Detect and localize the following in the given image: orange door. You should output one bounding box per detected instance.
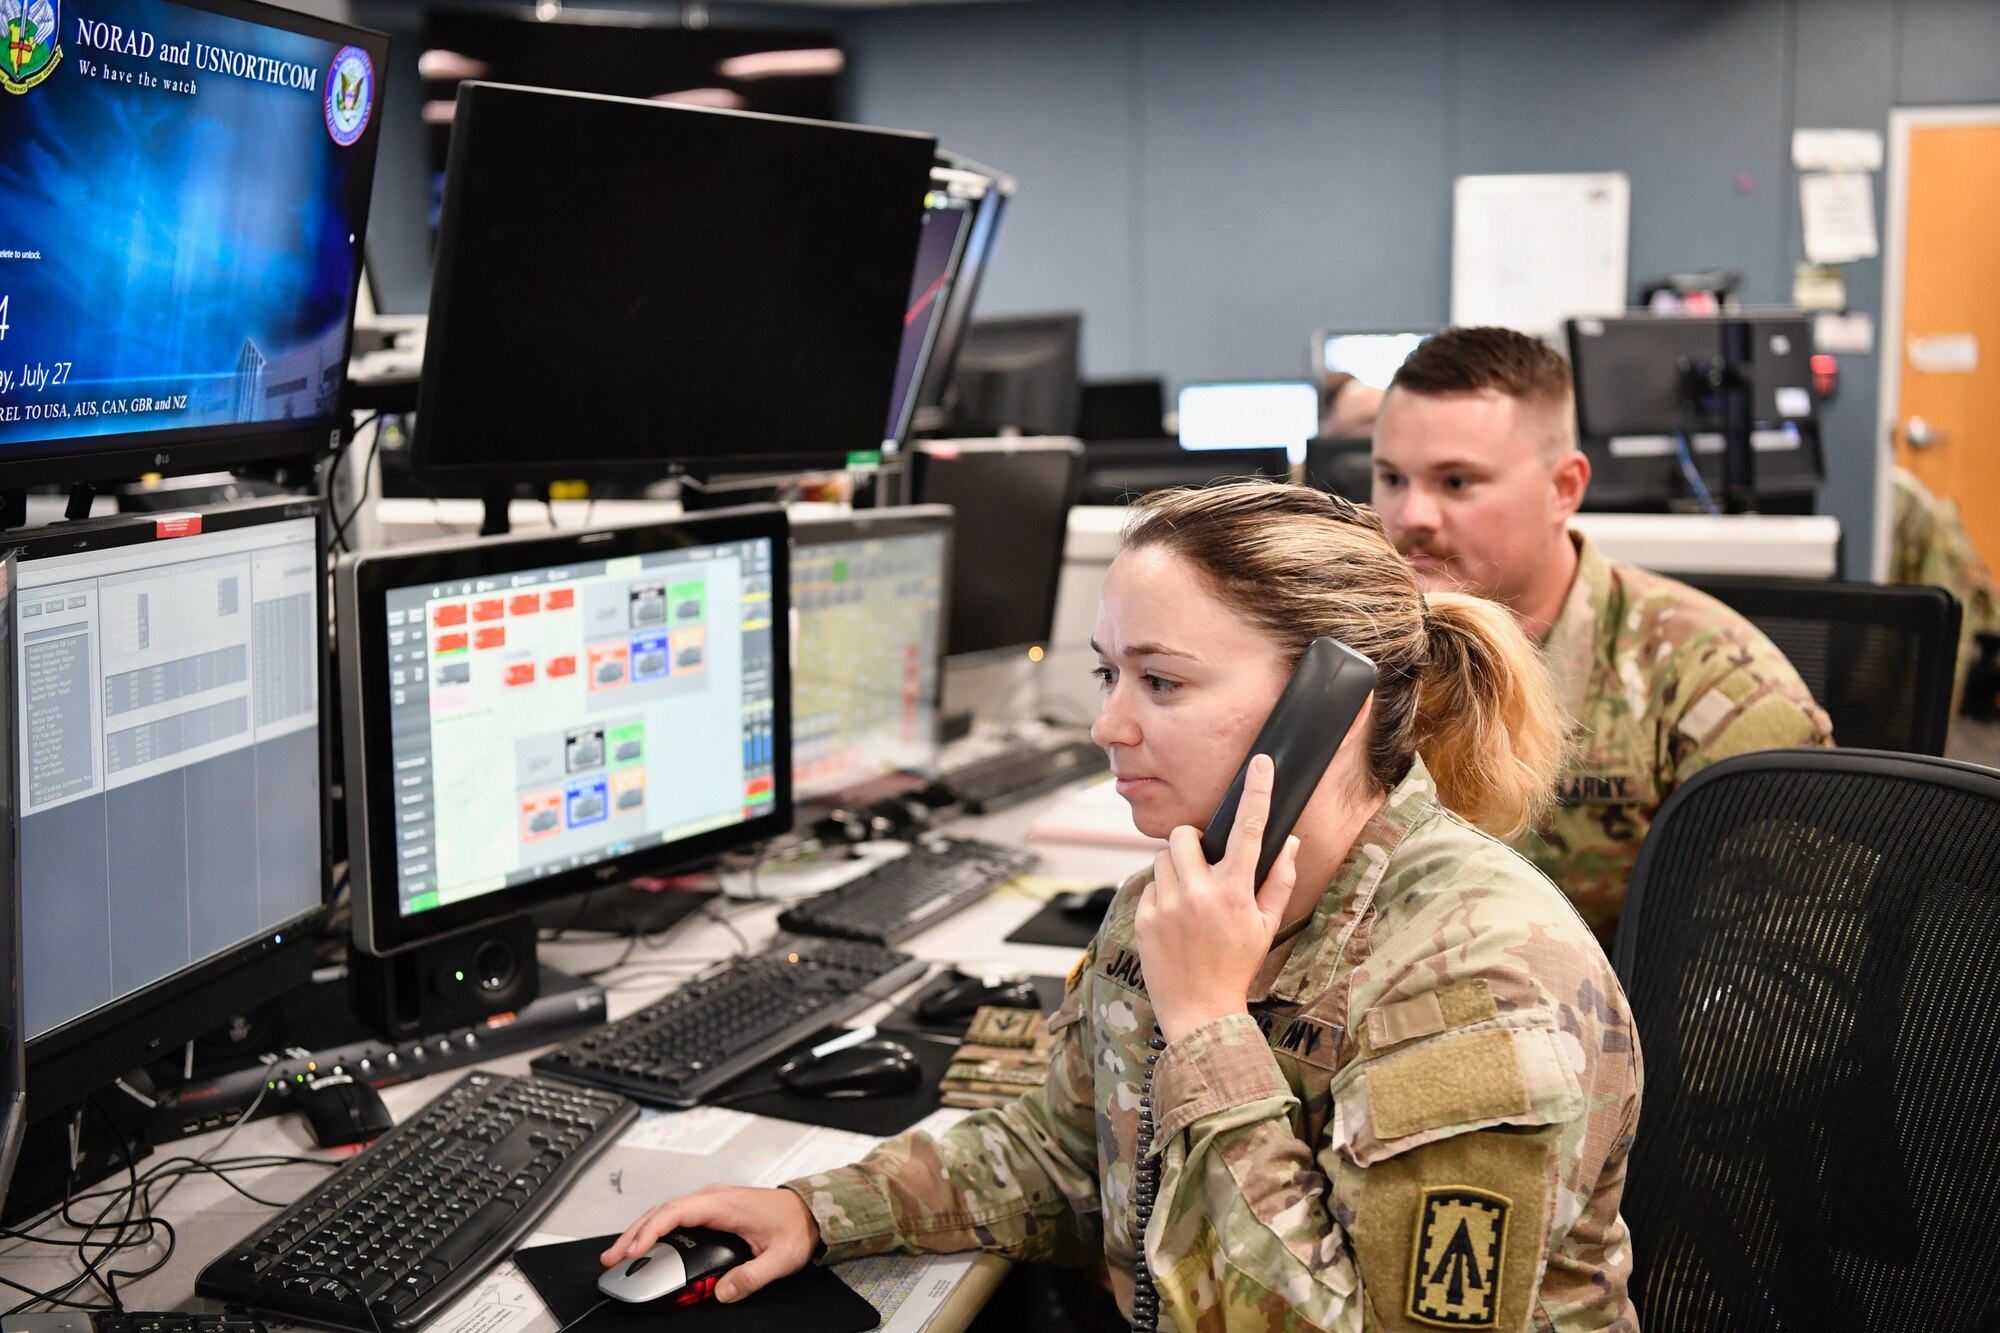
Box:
[1893,115,2000,570]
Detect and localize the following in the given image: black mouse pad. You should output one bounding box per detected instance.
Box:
[513,1234,879,1332]
[878,974,1067,1041]
[1004,897,1104,950]
[701,1026,956,1136]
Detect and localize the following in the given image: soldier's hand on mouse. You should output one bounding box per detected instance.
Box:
[1136,753,1299,1043]
[601,1184,819,1303]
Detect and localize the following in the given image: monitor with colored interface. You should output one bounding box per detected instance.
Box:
[908,438,1081,663]
[337,507,791,955]
[882,168,985,452]
[412,81,935,481]
[1311,329,1432,390]
[789,508,950,808]
[911,154,1014,429]
[14,500,327,1118]
[1177,381,1318,456]
[0,0,387,487]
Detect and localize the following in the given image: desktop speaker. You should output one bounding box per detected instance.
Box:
[349,915,541,1038]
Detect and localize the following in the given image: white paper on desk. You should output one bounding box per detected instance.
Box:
[1800,171,1878,264]
[620,1105,756,1155]
[425,1232,573,1333]
[751,1125,883,1187]
[718,840,905,901]
[1028,776,1163,851]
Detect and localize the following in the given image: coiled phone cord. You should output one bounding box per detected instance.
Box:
[1130,1027,1166,1332]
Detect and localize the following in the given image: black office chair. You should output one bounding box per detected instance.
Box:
[1683,575,1960,754]
[1611,749,2000,1333]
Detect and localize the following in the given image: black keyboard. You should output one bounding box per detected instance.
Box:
[2,1317,268,1333]
[776,836,1038,945]
[195,1071,636,1333]
[531,936,928,1107]
[937,738,1108,813]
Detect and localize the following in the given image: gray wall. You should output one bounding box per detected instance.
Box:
[842,0,2000,578]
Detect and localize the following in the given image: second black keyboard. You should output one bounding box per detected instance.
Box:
[532,935,928,1106]
[195,1071,636,1333]
[776,836,1038,946]
[936,738,1108,813]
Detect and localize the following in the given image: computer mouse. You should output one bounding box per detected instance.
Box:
[598,1227,753,1305]
[916,970,1041,1024]
[294,1076,393,1149]
[776,1039,923,1099]
[1059,885,1120,920]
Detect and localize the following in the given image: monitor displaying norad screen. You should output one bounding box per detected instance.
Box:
[1177,381,1318,456]
[337,507,791,956]
[0,554,21,1215]
[413,82,936,482]
[908,438,1081,663]
[0,0,387,487]
[14,499,327,1119]
[882,168,986,453]
[790,507,950,808]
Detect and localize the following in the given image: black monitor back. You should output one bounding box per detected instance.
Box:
[1079,441,1291,507]
[908,439,1082,661]
[1078,378,1167,441]
[945,312,1083,438]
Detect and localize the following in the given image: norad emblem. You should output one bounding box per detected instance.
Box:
[1,0,60,94]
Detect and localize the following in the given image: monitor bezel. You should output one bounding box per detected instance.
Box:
[882,167,988,456]
[412,81,934,482]
[0,0,390,491]
[10,497,331,1114]
[912,155,1015,419]
[788,504,955,811]
[0,553,20,1209]
[339,504,794,957]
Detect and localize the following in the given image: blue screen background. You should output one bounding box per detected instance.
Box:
[0,0,371,455]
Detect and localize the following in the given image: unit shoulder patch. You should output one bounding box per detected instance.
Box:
[1407,1187,1511,1328]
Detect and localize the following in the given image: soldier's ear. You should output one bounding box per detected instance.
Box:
[1549,449,1591,521]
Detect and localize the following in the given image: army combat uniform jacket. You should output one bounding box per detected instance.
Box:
[1517,533,1833,942]
[784,758,1643,1332]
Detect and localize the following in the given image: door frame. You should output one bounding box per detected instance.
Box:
[1874,105,2000,579]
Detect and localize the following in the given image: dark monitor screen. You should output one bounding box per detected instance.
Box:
[15,500,326,1112]
[882,171,981,451]
[946,312,1083,438]
[1566,314,1820,439]
[0,554,19,1211]
[913,156,1013,421]
[338,508,791,955]
[412,82,935,481]
[909,439,1081,662]
[790,508,950,807]
[0,0,386,487]
[1077,378,1167,442]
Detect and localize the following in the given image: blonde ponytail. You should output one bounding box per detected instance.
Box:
[1411,592,1568,837]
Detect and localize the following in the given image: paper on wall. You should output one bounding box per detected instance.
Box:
[1800,172,1878,264]
[1451,172,1629,340]
[1792,128,1884,172]
[1814,312,1874,355]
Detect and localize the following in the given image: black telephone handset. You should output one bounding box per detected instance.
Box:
[1199,637,1378,885]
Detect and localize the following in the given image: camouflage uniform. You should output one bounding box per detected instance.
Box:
[1889,466,2000,712]
[784,757,1642,1332]
[1518,533,1833,943]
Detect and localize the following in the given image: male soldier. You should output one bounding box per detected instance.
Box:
[1371,326,1832,942]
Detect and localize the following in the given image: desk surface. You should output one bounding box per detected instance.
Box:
[0,777,1137,1333]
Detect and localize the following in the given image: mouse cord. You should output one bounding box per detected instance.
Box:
[144,1078,275,1216]
[1130,1026,1165,1333]
[554,1297,609,1333]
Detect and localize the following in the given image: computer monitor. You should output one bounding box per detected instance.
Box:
[945,312,1084,438]
[0,554,20,1214]
[1077,442,1290,507]
[882,167,986,454]
[908,439,1082,663]
[911,155,1015,430]
[0,0,387,488]
[15,500,327,1119]
[1312,329,1432,391]
[789,507,951,809]
[1077,378,1167,442]
[1177,381,1319,458]
[337,507,791,956]
[412,82,936,484]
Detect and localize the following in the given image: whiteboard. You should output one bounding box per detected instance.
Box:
[1451,172,1630,340]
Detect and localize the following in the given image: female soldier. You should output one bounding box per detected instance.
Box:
[604,482,1642,1332]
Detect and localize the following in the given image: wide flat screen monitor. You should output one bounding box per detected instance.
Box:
[412,82,935,482]
[338,507,790,955]
[1312,329,1432,391]
[908,439,1081,663]
[911,155,1014,429]
[1177,381,1318,457]
[0,0,387,487]
[946,312,1083,438]
[882,168,984,454]
[790,508,950,808]
[15,499,327,1115]
[0,554,19,1212]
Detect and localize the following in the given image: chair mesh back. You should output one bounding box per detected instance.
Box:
[1684,577,1959,755]
[1614,751,2000,1333]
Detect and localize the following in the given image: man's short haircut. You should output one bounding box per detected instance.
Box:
[1390,327,1577,456]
